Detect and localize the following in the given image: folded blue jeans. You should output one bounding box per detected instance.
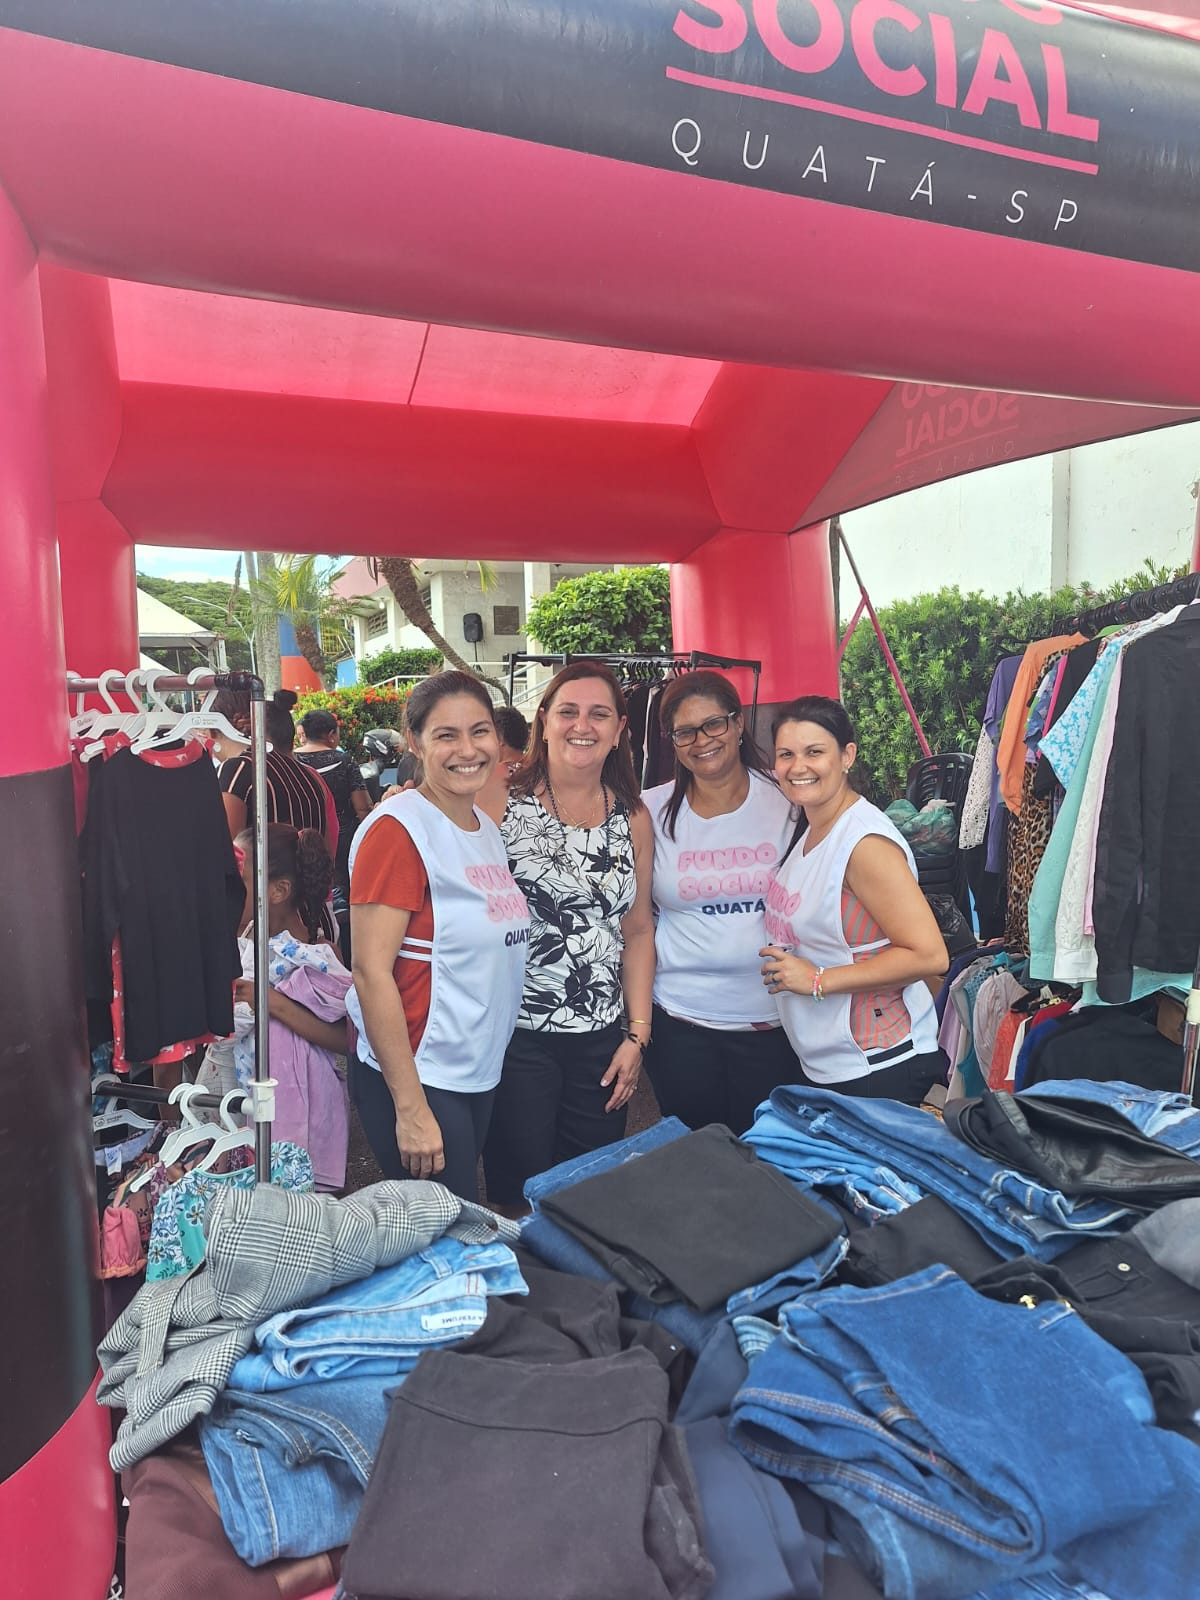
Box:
[199,1372,393,1564]
[523,1115,691,1204]
[726,1229,847,1319]
[730,1268,1172,1600]
[228,1237,526,1390]
[747,1087,1133,1258]
[742,1109,924,1222]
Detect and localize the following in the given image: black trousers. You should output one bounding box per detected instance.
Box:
[795,1048,948,1108]
[483,1021,628,1205]
[347,1053,494,1202]
[644,1004,802,1136]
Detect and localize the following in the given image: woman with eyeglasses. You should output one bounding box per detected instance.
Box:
[643,670,798,1134]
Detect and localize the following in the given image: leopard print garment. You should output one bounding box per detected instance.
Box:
[1005,762,1054,954]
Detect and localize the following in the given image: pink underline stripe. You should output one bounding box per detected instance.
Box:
[665,67,1101,176]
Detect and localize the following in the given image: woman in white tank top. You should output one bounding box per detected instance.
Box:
[347,671,529,1199]
[644,671,799,1134]
[760,697,949,1106]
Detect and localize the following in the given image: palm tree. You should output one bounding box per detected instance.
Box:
[371,557,509,700]
[253,555,355,688]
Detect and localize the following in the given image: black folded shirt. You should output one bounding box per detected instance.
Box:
[540,1123,843,1312]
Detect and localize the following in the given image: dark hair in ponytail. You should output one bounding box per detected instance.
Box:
[263,822,334,940]
[656,670,773,841]
[210,686,298,750]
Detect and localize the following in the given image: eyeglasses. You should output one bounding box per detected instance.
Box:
[670,713,735,747]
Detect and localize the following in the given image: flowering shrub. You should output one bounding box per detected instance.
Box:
[295,684,409,758]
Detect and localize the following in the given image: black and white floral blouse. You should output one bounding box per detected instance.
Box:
[502,790,637,1033]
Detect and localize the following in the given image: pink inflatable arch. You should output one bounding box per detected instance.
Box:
[1,2,1197,1588]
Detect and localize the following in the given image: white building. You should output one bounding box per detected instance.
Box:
[838,420,1200,613]
[333,557,607,680]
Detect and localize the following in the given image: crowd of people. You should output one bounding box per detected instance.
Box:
[208,667,950,1206]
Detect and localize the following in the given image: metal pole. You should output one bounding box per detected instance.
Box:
[1183,982,1200,1104]
[249,681,273,1183]
[838,526,932,758]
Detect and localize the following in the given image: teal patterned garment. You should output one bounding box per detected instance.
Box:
[146,1143,314,1281]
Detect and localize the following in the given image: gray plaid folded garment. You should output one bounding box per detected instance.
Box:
[98,1180,518,1470]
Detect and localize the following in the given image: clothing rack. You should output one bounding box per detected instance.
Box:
[66,667,274,1182]
[1027,581,1200,1103]
[93,1080,250,1115]
[1062,571,1200,638]
[508,651,762,729]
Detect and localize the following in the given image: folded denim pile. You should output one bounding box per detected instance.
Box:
[742,1080,1200,1257]
[97,1180,519,1470]
[719,1079,1200,1600]
[338,1265,714,1600]
[109,1078,1200,1600]
[730,1267,1185,1600]
[199,1237,529,1564]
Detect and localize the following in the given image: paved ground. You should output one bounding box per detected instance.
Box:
[342,1063,663,1201]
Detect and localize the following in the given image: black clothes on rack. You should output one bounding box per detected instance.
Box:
[82,747,244,1061]
[1020,1007,1184,1093]
[1093,606,1200,1001]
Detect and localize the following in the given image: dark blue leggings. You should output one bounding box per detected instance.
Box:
[348,1055,493,1202]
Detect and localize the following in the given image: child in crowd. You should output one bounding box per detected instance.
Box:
[198,824,352,1189]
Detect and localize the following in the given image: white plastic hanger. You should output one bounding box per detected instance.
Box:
[193,1089,255,1172]
[130,668,181,752]
[92,1104,159,1134]
[67,673,93,738]
[136,665,249,752]
[79,668,129,756]
[127,1085,212,1189]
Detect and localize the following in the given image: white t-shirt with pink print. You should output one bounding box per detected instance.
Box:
[648,771,794,1029]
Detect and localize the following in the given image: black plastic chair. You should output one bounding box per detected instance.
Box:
[906,752,974,816]
[905,752,975,923]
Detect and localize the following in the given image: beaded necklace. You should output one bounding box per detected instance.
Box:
[542,778,622,896]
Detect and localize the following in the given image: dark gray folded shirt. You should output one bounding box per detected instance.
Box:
[540,1124,843,1312]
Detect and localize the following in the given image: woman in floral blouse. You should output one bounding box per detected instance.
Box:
[483,663,655,1208]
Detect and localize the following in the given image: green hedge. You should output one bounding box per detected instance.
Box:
[295,684,410,759]
[358,646,443,685]
[840,560,1186,802]
[527,566,672,654]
